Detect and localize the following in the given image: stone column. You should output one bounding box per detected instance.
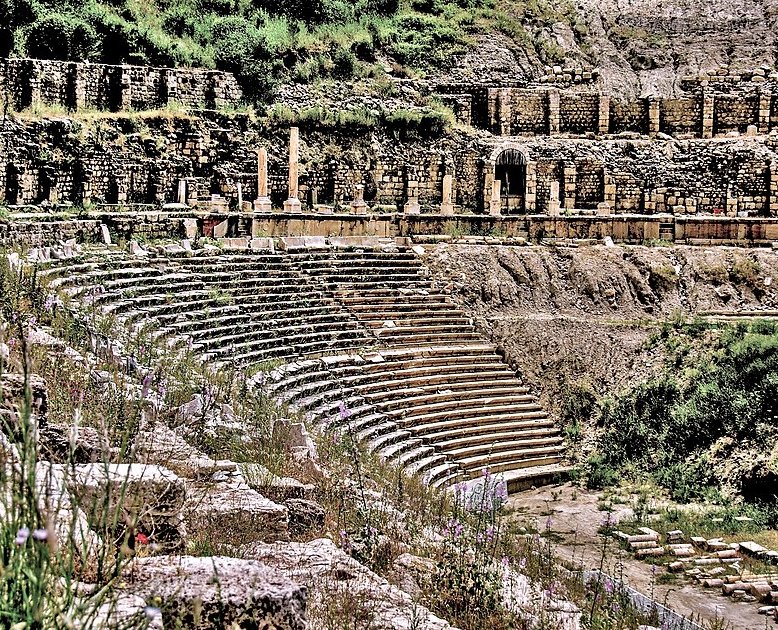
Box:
[525,161,537,213]
[352,184,367,214]
[598,95,610,135]
[177,179,187,205]
[499,89,512,136]
[648,98,660,137]
[237,182,244,211]
[548,181,561,216]
[71,63,87,111]
[759,89,771,135]
[702,91,714,139]
[563,164,576,210]
[254,148,272,212]
[487,88,500,133]
[726,184,738,217]
[441,174,454,215]
[283,127,302,213]
[120,66,132,111]
[489,180,502,216]
[604,173,617,209]
[548,89,561,135]
[769,161,778,216]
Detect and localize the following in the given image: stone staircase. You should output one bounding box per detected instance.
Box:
[39,243,569,491]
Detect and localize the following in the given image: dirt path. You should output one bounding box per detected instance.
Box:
[508,484,772,630]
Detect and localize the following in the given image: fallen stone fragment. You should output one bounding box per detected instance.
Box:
[68,463,187,550]
[126,555,307,629]
[185,479,289,543]
[244,538,452,630]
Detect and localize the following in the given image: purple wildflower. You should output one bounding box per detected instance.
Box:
[14,527,30,545]
[32,528,48,542]
[141,373,153,398]
[338,401,351,421]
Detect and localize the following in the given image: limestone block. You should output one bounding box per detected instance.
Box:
[68,463,187,550]
[182,218,199,239]
[99,224,111,245]
[213,219,228,238]
[404,197,421,215]
[284,498,325,536]
[127,555,306,629]
[278,236,328,251]
[185,480,289,543]
[245,538,451,630]
[33,463,102,568]
[250,237,274,251]
[272,419,318,460]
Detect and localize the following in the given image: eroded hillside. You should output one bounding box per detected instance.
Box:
[426,243,778,407]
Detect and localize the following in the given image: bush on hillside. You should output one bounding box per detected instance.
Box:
[24,14,98,61]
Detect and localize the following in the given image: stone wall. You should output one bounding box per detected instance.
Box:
[458,86,777,139]
[0,59,242,112]
[2,115,778,219]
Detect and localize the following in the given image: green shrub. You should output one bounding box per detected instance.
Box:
[24,14,98,61]
[585,454,620,490]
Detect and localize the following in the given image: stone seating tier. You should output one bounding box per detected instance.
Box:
[42,247,569,489]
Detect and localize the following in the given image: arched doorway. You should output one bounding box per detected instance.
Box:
[494,147,527,214]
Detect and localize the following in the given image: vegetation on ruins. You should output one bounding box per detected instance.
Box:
[584,318,778,525]
[0,0,575,101]
[0,241,716,629]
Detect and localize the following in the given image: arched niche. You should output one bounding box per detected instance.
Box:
[483,145,530,214]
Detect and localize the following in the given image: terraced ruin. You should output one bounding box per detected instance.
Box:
[5,1,778,627]
[39,240,568,492]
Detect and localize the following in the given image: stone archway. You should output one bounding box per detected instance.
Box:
[483,144,532,214]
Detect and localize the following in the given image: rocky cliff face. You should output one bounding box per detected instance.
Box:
[460,0,778,98]
[426,243,778,407]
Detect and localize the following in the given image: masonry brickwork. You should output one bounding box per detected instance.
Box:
[0,59,242,112]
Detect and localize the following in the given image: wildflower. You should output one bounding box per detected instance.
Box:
[141,373,153,399]
[31,528,48,542]
[518,557,527,571]
[136,533,149,545]
[611,602,621,613]
[485,525,495,542]
[338,401,351,421]
[501,556,510,568]
[339,529,352,552]
[604,577,614,594]
[481,467,490,477]
[14,527,30,545]
[545,516,553,530]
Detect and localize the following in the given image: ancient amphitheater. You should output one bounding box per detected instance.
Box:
[3,25,778,627]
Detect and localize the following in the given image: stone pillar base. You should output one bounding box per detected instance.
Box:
[597,202,612,216]
[548,200,561,217]
[283,197,302,213]
[489,200,502,216]
[253,197,272,212]
[404,198,421,215]
[352,201,367,215]
[440,203,454,216]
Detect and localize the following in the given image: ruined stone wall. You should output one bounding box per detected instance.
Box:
[660,98,701,135]
[715,94,760,134]
[560,93,599,135]
[610,100,648,134]
[2,115,778,219]
[462,86,775,138]
[511,91,547,135]
[0,59,242,112]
